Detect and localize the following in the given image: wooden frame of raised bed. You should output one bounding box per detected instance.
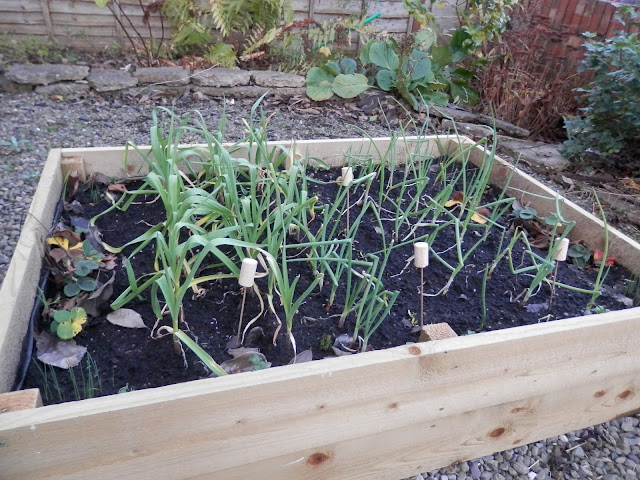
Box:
[1,136,640,480]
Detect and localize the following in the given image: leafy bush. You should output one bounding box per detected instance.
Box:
[562,7,640,160]
[306,29,478,109]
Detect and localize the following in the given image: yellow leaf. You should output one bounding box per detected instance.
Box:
[444,199,461,207]
[318,46,331,57]
[47,237,69,250]
[470,212,488,224]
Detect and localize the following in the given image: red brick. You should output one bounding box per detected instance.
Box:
[588,2,607,33]
[577,0,596,31]
[598,5,616,36]
[562,0,579,30]
[552,0,572,28]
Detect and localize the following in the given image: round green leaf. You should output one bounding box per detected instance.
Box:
[369,42,399,70]
[64,282,81,297]
[411,58,433,82]
[56,321,76,340]
[77,276,97,292]
[376,70,397,91]
[339,58,357,75]
[331,74,369,99]
[306,67,335,101]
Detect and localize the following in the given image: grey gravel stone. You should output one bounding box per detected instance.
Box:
[191,67,250,87]
[88,69,138,92]
[5,64,89,85]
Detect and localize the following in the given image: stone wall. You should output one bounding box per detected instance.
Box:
[0,64,306,98]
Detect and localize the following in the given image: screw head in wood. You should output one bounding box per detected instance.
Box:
[414,242,429,268]
[238,258,258,287]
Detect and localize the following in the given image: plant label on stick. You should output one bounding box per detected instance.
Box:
[414,242,429,327]
[549,238,570,310]
[341,166,354,187]
[239,258,258,288]
[553,237,570,262]
[237,258,258,345]
[414,242,429,268]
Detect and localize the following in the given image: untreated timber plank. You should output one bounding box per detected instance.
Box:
[1,308,639,479]
[0,148,63,393]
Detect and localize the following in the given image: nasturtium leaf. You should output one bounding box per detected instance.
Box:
[331,73,369,98]
[94,0,110,7]
[369,42,399,70]
[376,69,397,91]
[306,67,335,101]
[107,309,147,329]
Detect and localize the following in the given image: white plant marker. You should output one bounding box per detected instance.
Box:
[549,238,570,310]
[414,242,429,327]
[342,166,354,234]
[237,258,258,344]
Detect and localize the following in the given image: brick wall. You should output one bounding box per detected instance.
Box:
[526,0,639,60]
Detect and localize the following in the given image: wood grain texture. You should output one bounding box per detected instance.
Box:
[419,323,458,341]
[1,309,639,479]
[0,389,42,413]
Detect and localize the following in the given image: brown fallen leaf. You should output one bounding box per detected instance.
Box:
[444,191,465,208]
[107,183,128,193]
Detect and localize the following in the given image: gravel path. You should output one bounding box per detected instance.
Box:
[1,90,639,480]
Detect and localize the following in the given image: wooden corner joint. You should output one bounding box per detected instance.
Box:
[419,322,458,342]
[60,155,87,182]
[0,389,43,414]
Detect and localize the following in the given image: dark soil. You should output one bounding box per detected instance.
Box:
[23,162,634,405]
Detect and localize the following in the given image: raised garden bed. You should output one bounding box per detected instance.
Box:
[1,133,640,480]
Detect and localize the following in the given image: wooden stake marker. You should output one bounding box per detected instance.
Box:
[342,167,354,234]
[414,242,429,327]
[419,322,459,342]
[237,258,258,344]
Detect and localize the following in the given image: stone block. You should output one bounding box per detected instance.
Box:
[88,69,138,92]
[191,68,250,87]
[134,66,191,86]
[250,70,305,88]
[35,82,90,96]
[195,85,269,98]
[5,64,89,85]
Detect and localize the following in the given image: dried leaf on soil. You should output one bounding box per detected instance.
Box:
[35,330,87,369]
[289,349,313,364]
[220,352,271,374]
[106,308,147,329]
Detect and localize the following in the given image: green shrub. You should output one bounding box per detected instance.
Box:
[561,7,640,160]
